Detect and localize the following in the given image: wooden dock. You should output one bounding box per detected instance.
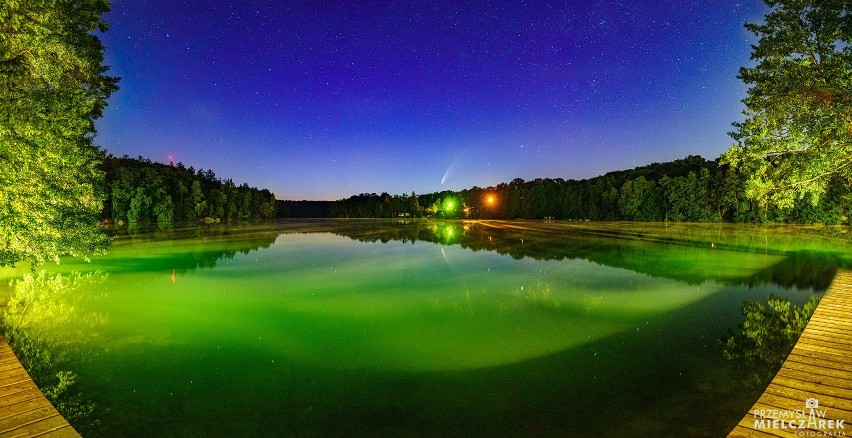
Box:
[729,269,852,437]
[0,336,79,437]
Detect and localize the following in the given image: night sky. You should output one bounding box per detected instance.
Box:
[97,1,768,200]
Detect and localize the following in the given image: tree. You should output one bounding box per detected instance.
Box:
[110,168,134,224]
[723,1,852,209]
[189,180,206,221]
[407,192,421,217]
[152,187,174,227]
[127,187,151,224]
[0,1,119,266]
[619,177,661,221]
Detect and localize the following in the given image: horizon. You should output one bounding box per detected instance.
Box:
[95,1,768,201]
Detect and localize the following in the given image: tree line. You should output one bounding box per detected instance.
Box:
[3,0,849,267]
[102,156,276,228]
[279,155,851,224]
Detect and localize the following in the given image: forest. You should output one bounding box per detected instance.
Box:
[101,156,277,228]
[280,155,851,224]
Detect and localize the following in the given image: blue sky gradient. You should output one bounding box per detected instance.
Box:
[97,0,767,200]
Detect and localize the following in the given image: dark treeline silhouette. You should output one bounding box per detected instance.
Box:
[278,155,851,224]
[101,155,277,228]
[278,200,335,218]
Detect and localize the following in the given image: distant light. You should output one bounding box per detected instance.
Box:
[487,195,495,204]
[446,201,454,211]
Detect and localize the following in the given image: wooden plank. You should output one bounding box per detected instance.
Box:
[772,371,852,396]
[0,394,46,420]
[0,381,40,402]
[750,391,852,418]
[0,397,54,422]
[0,361,27,373]
[809,310,852,321]
[792,342,852,359]
[805,316,852,328]
[29,424,81,438]
[729,424,801,438]
[812,303,852,312]
[14,418,80,438]
[813,303,851,312]
[0,372,32,388]
[782,355,849,378]
[799,323,852,339]
[0,336,80,437]
[799,327,852,341]
[786,347,852,367]
[776,364,852,386]
[729,270,852,437]
[0,406,61,433]
[817,308,852,316]
[0,354,19,363]
[795,334,852,353]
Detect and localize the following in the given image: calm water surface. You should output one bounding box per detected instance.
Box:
[2,220,850,436]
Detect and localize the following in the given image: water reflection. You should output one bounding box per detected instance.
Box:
[743,252,844,290]
[21,219,843,293]
[57,222,282,277]
[1,270,109,435]
[721,294,820,386]
[2,220,847,436]
[283,219,852,291]
[99,219,850,292]
[0,224,282,434]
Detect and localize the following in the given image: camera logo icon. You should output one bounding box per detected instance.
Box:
[805,398,819,409]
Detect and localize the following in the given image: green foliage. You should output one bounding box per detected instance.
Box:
[280,154,852,223]
[325,191,425,218]
[619,177,661,221]
[101,156,276,226]
[0,0,118,267]
[721,293,820,385]
[189,179,206,221]
[724,0,852,209]
[660,169,719,222]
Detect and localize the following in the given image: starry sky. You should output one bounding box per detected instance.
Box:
[96,0,768,200]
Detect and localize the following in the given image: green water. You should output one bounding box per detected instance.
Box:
[2,220,850,436]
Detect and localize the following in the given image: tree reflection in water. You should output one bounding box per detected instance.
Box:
[720,294,820,387]
[2,270,109,435]
[293,219,851,290]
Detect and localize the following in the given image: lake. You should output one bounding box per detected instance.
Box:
[2,220,850,436]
